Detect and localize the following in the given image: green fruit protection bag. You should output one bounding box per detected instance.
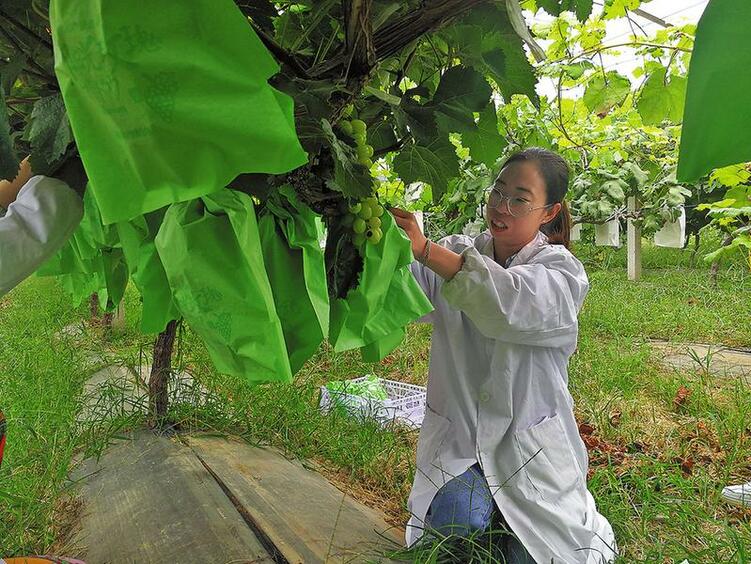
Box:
[50,0,308,225]
[155,189,292,383]
[258,185,329,374]
[328,212,433,358]
[38,189,127,309]
[117,210,180,334]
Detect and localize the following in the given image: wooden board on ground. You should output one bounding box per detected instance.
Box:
[187,435,404,563]
[649,340,751,380]
[64,430,274,563]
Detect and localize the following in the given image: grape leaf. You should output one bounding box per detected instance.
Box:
[0,84,19,181]
[637,68,687,126]
[462,103,507,167]
[26,94,73,175]
[457,5,539,105]
[583,71,631,114]
[392,139,459,202]
[320,119,373,199]
[432,66,492,134]
[536,0,594,22]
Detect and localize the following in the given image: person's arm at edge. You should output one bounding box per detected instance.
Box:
[0,157,33,209]
[390,207,464,280]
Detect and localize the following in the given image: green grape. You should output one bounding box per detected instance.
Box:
[354,133,367,146]
[368,216,381,229]
[348,202,362,214]
[356,145,371,161]
[352,232,366,246]
[372,204,384,218]
[358,204,373,220]
[353,218,367,234]
[342,213,355,227]
[361,158,373,168]
[364,197,378,208]
[366,227,383,244]
[340,120,353,136]
[351,119,367,136]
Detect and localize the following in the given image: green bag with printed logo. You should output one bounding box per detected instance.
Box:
[38,188,127,309]
[50,0,308,225]
[117,209,180,333]
[155,189,292,382]
[258,185,329,374]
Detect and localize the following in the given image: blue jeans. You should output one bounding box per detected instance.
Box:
[425,463,535,563]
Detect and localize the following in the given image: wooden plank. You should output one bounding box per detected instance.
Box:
[65,430,273,564]
[187,435,404,564]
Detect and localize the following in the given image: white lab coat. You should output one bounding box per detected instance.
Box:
[0,176,83,297]
[406,230,617,564]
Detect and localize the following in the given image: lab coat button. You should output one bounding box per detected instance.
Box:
[479,391,491,403]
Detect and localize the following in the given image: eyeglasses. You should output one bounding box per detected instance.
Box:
[484,186,553,218]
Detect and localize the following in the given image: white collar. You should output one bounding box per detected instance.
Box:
[479,230,548,267]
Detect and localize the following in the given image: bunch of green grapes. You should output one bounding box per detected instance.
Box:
[339,112,374,169]
[343,197,385,245]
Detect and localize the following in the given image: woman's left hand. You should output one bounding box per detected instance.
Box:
[390,207,428,258]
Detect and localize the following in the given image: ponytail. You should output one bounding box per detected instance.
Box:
[542,200,572,249]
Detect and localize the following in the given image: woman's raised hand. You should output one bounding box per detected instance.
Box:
[390,207,428,258]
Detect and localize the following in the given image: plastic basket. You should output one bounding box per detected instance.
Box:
[319,376,427,429]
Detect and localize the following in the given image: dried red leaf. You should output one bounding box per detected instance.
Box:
[673,385,692,409]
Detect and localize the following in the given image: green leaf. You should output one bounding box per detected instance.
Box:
[536,0,594,21]
[602,0,641,19]
[460,5,539,105]
[364,86,401,106]
[367,118,398,153]
[583,71,631,114]
[26,94,72,175]
[320,119,373,199]
[602,179,626,202]
[392,139,460,202]
[0,84,19,181]
[0,53,26,94]
[710,164,750,187]
[563,61,594,80]
[432,66,493,134]
[621,162,649,188]
[637,68,687,125]
[462,103,507,167]
[397,98,438,143]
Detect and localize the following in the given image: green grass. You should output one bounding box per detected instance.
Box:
[1,234,750,562]
[0,279,89,554]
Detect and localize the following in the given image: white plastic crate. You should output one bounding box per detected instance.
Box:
[319,376,427,429]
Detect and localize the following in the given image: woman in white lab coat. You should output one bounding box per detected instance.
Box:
[392,148,616,563]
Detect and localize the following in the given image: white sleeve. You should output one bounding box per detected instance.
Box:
[440,246,589,347]
[409,260,438,323]
[0,175,83,297]
[408,235,472,324]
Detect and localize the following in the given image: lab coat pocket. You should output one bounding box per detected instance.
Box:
[415,404,451,466]
[513,414,584,502]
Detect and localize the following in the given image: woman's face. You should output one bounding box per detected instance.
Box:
[485,160,561,250]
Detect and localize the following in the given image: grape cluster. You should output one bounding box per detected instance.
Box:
[339,113,374,169]
[343,197,385,245]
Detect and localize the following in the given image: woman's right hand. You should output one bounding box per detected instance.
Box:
[390,207,428,258]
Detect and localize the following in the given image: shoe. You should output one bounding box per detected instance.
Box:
[721,481,751,508]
